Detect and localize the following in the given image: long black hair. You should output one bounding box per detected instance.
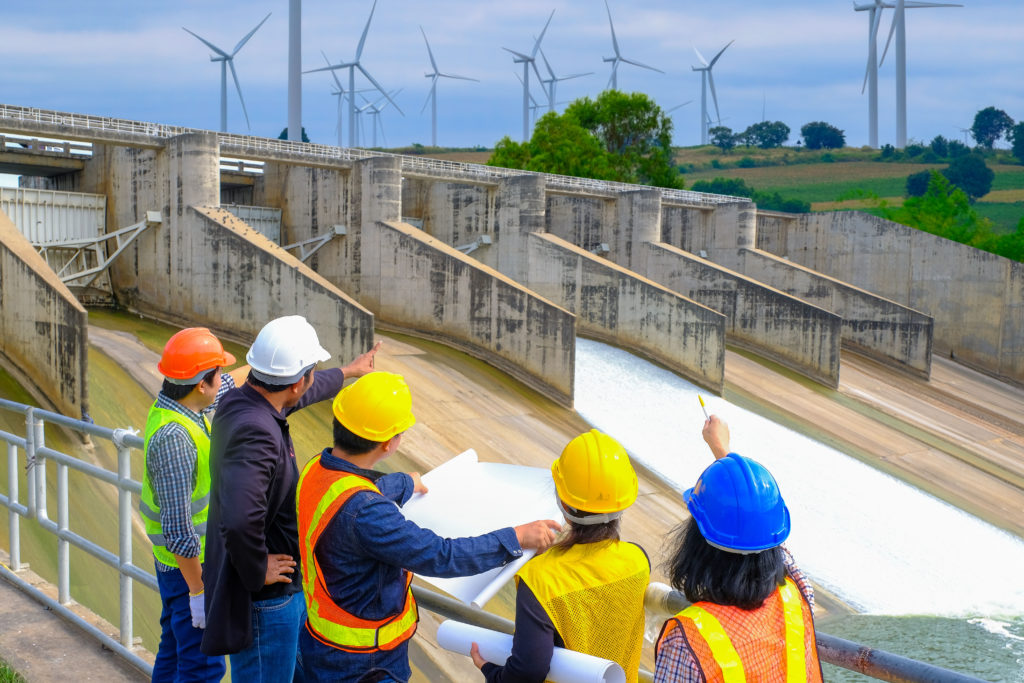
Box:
[664,520,785,610]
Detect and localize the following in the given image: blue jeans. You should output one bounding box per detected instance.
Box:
[300,625,411,683]
[152,563,225,683]
[229,591,307,683]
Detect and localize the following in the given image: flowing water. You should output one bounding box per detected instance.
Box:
[574,339,1024,681]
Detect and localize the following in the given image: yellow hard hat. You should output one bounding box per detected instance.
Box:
[551,429,638,516]
[332,372,416,442]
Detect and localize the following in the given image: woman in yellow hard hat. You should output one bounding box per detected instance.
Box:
[471,429,650,683]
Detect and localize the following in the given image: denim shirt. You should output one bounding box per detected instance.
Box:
[314,449,523,622]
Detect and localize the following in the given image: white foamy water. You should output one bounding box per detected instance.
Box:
[575,339,1024,617]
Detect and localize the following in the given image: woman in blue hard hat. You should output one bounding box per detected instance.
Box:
[654,415,823,682]
[470,429,651,683]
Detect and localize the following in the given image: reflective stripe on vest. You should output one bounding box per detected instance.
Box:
[660,577,821,683]
[296,454,419,653]
[140,402,212,568]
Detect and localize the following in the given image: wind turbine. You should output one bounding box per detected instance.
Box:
[362,89,402,148]
[305,0,403,148]
[538,47,592,113]
[602,0,663,91]
[878,0,961,148]
[503,9,555,142]
[691,41,733,145]
[854,0,887,148]
[183,12,271,132]
[421,26,478,148]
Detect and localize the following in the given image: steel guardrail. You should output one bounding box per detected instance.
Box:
[0,397,984,681]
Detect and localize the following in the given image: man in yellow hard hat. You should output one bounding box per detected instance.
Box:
[296,371,562,682]
[142,327,249,682]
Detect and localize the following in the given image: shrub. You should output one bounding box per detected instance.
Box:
[801,121,845,150]
[942,153,994,201]
[904,144,926,158]
[906,170,932,197]
[929,135,949,159]
[820,152,835,163]
[737,157,756,168]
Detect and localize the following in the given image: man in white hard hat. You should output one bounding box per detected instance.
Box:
[200,315,379,682]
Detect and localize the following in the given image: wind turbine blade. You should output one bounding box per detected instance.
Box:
[620,57,664,74]
[904,1,962,6]
[304,62,349,74]
[438,72,479,82]
[421,77,437,114]
[557,72,593,82]
[420,26,439,73]
[356,0,378,61]
[321,51,346,91]
[357,64,404,116]
[862,7,882,94]
[232,11,271,56]
[183,28,229,59]
[708,72,721,124]
[708,40,734,68]
[879,0,902,67]
[540,47,556,80]
[692,46,709,67]
[607,62,618,90]
[604,0,620,56]
[502,47,532,61]
[227,59,251,130]
[531,9,555,58]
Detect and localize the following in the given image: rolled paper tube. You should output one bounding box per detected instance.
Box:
[436,619,626,683]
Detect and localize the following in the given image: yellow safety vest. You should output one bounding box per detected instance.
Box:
[140,403,212,568]
[296,454,419,652]
[656,577,824,682]
[516,539,650,683]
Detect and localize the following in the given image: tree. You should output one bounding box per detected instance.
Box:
[709,126,735,152]
[929,135,949,159]
[970,107,1014,149]
[691,177,754,198]
[1011,121,1024,164]
[489,91,683,189]
[906,170,932,197]
[882,172,994,246]
[564,91,681,188]
[801,122,845,150]
[740,121,790,149]
[278,127,310,143]
[942,153,994,202]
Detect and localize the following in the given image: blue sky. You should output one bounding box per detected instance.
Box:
[1,1,1022,151]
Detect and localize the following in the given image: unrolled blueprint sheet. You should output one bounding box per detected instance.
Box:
[400,449,562,607]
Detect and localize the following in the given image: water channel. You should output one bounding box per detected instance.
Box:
[574,338,1024,681]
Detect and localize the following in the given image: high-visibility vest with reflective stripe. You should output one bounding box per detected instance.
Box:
[140,403,212,568]
[516,540,649,683]
[656,577,823,683]
[296,454,419,652]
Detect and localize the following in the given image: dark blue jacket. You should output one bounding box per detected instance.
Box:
[201,368,344,655]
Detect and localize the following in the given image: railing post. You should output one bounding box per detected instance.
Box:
[24,409,37,519]
[7,442,21,570]
[57,460,70,604]
[114,429,135,650]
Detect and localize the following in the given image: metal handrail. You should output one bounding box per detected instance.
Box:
[0,103,746,207]
[0,398,984,681]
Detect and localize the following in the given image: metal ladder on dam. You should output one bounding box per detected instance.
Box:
[0,397,984,682]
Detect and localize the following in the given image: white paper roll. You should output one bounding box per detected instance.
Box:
[436,620,626,683]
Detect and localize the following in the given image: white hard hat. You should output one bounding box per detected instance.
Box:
[246,315,331,385]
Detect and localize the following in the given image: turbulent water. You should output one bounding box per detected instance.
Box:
[574,339,1024,681]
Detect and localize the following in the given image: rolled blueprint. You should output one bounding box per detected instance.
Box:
[436,620,626,683]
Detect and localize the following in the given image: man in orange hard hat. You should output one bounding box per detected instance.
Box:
[141,327,249,683]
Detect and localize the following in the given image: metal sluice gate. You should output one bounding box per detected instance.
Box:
[0,398,985,682]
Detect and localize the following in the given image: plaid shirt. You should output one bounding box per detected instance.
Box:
[654,547,813,682]
[147,374,235,572]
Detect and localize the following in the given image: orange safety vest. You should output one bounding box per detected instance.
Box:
[296,454,419,652]
[656,578,823,683]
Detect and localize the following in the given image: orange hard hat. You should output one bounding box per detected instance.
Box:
[157,328,236,384]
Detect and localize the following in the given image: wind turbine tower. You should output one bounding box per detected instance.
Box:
[306,0,402,148]
[602,0,663,91]
[879,0,961,148]
[421,27,478,148]
[503,10,555,142]
[183,12,271,132]
[691,41,733,145]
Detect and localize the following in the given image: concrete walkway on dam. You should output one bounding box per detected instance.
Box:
[3,323,1022,681]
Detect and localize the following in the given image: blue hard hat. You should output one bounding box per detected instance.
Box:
[682,453,791,553]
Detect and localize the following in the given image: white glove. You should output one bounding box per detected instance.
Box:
[189,592,206,629]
